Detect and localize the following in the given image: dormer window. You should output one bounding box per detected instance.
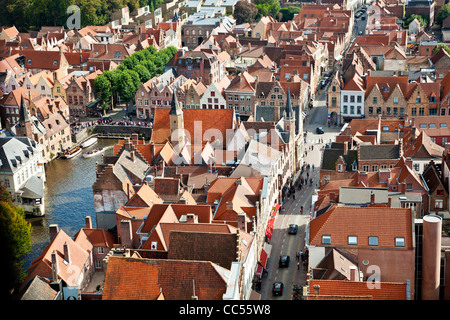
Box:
[395,237,405,247]
[322,235,331,244]
[28,59,31,64]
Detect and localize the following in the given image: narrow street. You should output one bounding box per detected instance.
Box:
[259,87,340,300]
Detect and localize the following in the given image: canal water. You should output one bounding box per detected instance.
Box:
[24,138,118,270]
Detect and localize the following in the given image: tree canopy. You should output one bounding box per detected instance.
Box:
[95,46,177,107]
[233,0,258,24]
[0,0,165,31]
[436,3,450,25]
[0,186,32,299]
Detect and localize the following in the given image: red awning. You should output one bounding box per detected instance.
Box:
[274,204,281,211]
[265,217,275,241]
[256,264,263,277]
[258,248,268,268]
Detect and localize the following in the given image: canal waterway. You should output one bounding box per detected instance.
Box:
[24,138,118,270]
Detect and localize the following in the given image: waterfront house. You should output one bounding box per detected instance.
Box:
[92,137,150,231]
[0,125,45,215]
[22,224,93,298]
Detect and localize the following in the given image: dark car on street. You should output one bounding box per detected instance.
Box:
[316,127,324,134]
[279,255,290,267]
[288,224,298,234]
[272,282,284,296]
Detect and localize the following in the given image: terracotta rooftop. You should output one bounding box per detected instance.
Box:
[102,257,229,300]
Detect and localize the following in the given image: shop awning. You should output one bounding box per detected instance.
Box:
[265,217,275,241]
[258,248,268,268]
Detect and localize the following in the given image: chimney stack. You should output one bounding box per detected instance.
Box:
[237,212,247,232]
[130,150,135,162]
[85,216,93,229]
[51,250,59,281]
[349,266,357,281]
[131,133,139,144]
[120,220,133,248]
[63,242,70,264]
[49,224,59,241]
[405,157,413,169]
[421,215,442,300]
[370,192,375,205]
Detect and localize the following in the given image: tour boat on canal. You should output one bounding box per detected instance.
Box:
[62,147,82,159]
[81,137,98,148]
[82,147,104,158]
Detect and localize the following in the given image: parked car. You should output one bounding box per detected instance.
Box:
[279,255,290,267]
[272,282,284,296]
[288,224,298,234]
[316,127,324,134]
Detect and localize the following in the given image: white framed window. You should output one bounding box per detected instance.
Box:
[395,237,405,247]
[322,235,331,244]
[368,236,378,246]
[348,236,358,245]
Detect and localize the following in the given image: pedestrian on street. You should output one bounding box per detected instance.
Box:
[297,262,300,270]
[300,251,303,262]
[296,252,300,261]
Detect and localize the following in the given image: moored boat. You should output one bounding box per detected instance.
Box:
[82,147,104,158]
[81,137,98,148]
[62,147,82,159]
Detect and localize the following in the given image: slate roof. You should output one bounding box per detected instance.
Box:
[358,144,400,161]
[20,276,58,300]
[321,142,357,171]
[0,136,39,174]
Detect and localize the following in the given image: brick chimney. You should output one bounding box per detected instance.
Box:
[349,266,357,281]
[226,201,234,210]
[49,224,59,241]
[131,133,139,145]
[51,250,59,281]
[130,150,135,162]
[63,242,70,264]
[370,192,375,205]
[405,157,413,169]
[120,220,133,248]
[237,212,247,232]
[85,216,92,229]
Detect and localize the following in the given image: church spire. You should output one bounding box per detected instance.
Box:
[19,94,31,123]
[285,88,293,119]
[169,88,182,115]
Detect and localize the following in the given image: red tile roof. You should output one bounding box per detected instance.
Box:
[151,108,235,145]
[102,257,228,300]
[309,205,413,248]
[308,279,408,300]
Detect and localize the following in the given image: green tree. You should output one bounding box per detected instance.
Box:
[404,14,428,29]
[133,64,152,82]
[432,43,450,55]
[234,0,258,24]
[436,3,450,25]
[0,192,32,299]
[94,74,113,111]
[278,6,301,22]
[115,71,136,105]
